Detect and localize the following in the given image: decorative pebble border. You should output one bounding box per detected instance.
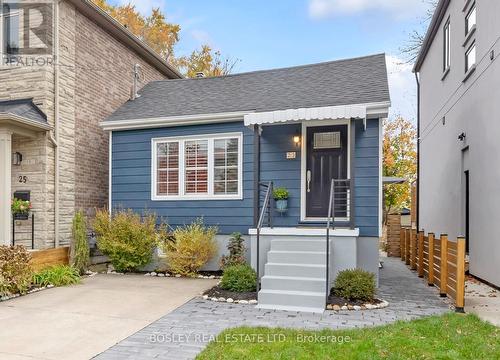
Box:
[326,299,389,311]
[142,271,222,280]
[201,294,258,305]
[200,295,389,310]
[0,285,54,303]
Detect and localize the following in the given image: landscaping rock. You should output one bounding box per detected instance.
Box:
[239,300,249,304]
[175,274,181,278]
[211,297,218,302]
[353,306,361,311]
[158,273,165,277]
[202,295,209,300]
[144,273,151,276]
[198,275,204,279]
[151,272,157,276]
[218,297,226,302]
[333,305,341,311]
[166,273,171,277]
[249,300,258,305]
[326,304,333,310]
[209,275,215,279]
[226,298,234,303]
[341,305,348,310]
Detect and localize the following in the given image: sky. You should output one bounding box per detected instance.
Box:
[110,0,434,122]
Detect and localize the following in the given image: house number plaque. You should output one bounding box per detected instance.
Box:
[18,176,28,183]
[286,152,297,160]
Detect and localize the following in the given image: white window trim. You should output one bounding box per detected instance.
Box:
[151,132,243,201]
[443,18,451,74]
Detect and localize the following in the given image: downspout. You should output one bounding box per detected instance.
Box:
[415,72,420,232]
[53,0,60,248]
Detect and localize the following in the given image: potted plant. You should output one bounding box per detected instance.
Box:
[273,187,289,213]
[11,198,32,220]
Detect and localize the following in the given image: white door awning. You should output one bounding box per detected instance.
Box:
[244,105,367,127]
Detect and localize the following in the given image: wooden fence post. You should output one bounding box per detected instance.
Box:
[428,233,435,286]
[418,231,425,278]
[440,234,448,297]
[410,229,417,270]
[405,229,411,265]
[400,228,405,261]
[456,237,466,313]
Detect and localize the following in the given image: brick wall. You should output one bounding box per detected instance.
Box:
[73,9,166,215]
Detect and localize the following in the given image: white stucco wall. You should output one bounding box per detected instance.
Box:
[418,1,500,286]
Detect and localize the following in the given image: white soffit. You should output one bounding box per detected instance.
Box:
[244,105,367,126]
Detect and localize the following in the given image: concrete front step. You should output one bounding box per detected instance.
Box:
[261,275,326,293]
[271,239,327,252]
[267,250,327,264]
[257,289,325,313]
[264,263,326,278]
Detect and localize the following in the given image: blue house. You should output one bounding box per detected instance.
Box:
[102,54,390,313]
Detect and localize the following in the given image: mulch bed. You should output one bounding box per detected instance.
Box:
[327,294,382,307]
[203,285,257,301]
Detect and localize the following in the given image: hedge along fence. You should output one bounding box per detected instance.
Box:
[400,228,466,312]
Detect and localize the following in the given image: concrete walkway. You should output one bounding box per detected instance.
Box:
[466,277,500,326]
[96,258,451,360]
[0,274,217,360]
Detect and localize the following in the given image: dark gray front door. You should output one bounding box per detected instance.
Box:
[306,125,348,218]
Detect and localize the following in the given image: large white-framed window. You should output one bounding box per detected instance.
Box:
[152,132,243,200]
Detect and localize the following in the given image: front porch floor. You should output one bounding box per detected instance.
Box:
[95,257,451,360]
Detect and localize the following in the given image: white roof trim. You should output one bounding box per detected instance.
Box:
[244,102,390,127]
[0,113,52,131]
[100,111,250,131]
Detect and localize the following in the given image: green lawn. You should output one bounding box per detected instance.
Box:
[196,314,499,360]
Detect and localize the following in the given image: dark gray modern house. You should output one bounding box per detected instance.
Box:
[101,54,391,312]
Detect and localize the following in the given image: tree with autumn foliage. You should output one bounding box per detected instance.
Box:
[92,0,237,77]
[383,117,417,222]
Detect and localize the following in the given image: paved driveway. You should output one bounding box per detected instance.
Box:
[0,274,217,360]
[96,257,451,360]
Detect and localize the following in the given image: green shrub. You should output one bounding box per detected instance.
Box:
[220,232,246,269]
[272,187,289,200]
[333,268,376,302]
[94,209,162,272]
[161,218,218,277]
[33,265,80,287]
[220,264,257,292]
[0,245,33,296]
[70,211,90,275]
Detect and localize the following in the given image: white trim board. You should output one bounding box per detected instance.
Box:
[248,227,359,237]
[151,132,243,201]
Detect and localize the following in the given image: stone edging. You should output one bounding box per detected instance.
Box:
[0,285,54,302]
[142,272,222,279]
[201,295,258,305]
[326,299,389,311]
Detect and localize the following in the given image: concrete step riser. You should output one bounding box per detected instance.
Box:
[271,240,327,252]
[261,277,326,293]
[265,264,326,278]
[258,291,325,309]
[267,251,326,264]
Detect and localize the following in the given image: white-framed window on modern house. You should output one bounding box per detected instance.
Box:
[465,4,476,36]
[156,141,179,196]
[465,42,476,73]
[152,133,242,200]
[443,19,451,73]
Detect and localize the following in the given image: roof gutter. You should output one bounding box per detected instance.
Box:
[67,0,183,79]
[413,0,450,73]
[100,111,251,131]
[0,113,53,131]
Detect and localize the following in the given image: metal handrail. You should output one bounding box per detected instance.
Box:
[256,181,273,291]
[325,179,335,304]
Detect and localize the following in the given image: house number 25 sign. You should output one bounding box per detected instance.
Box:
[18,176,28,183]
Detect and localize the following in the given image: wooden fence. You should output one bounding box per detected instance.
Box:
[386,214,402,257]
[30,247,70,271]
[400,228,466,312]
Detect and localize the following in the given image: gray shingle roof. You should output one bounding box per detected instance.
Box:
[106,53,390,122]
[0,98,48,124]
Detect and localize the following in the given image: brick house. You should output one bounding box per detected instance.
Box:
[0,0,181,248]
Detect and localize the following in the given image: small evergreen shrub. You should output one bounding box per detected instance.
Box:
[94,209,162,272]
[333,269,376,302]
[33,265,80,287]
[220,264,257,292]
[161,219,218,277]
[0,245,33,296]
[220,232,246,269]
[70,211,90,275]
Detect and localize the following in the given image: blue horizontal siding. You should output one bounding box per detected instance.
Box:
[111,122,254,234]
[354,120,380,237]
[111,119,381,237]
